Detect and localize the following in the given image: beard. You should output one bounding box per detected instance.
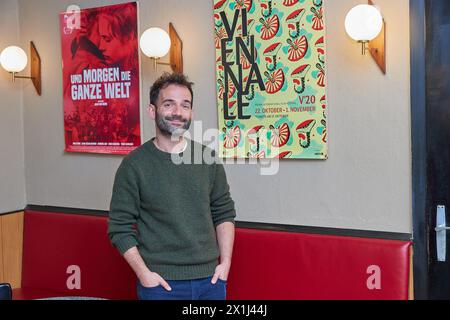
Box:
[155,111,191,138]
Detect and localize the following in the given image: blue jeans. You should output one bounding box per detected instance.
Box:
[137,276,227,300]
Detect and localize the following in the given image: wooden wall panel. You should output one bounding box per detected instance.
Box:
[409,246,414,300]
[1,212,24,288]
[0,217,3,283]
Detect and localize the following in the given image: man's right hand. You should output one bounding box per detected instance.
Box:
[139,271,172,291]
[123,247,172,292]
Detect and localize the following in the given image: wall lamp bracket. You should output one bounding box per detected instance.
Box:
[140,23,183,74]
[345,1,386,74]
[0,41,41,95]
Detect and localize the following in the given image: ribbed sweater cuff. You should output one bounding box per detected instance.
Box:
[115,236,139,255]
[213,215,236,228]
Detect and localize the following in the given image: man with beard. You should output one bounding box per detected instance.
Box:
[108,73,236,300]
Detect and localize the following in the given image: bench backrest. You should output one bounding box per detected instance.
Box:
[22,210,137,299]
[227,228,412,300]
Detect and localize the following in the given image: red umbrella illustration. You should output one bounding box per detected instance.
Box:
[287,35,308,62]
[283,0,299,7]
[276,151,292,159]
[238,40,258,69]
[223,125,241,149]
[320,95,326,109]
[218,78,236,100]
[248,125,265,152]
[269,122,290,148]
[247,150,266,159]
[316,63,325,87]
[217,56,223,67]
[263,42,282,71]
[260,0,273,18]
[286,8,305,39]
[227,101,238,117]
[234,0,253,12]
[296,119,316,149]
[264,69,285,94]
[311,6,324,31]
[217,57,226,79]
[315,36,325,63]
[259,14,280,40]
[214,13,223,28]
[214,0,229,10]
[291,64,310,94]
[215,27,228,49]
[315,36,324,48]
[240,53,252,70]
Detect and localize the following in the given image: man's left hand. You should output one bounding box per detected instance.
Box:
[211,261,231,284]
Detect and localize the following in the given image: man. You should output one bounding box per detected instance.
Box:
[108,73,236,300]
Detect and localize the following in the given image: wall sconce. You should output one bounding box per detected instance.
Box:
[0,41,41,95]
[139,23,183,74]
[345,1,386,74]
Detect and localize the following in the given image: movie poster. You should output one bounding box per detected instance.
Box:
[214,0,327,159]
[60,2,140,154]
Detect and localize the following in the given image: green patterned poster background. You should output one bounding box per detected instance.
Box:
[214,0,327,159]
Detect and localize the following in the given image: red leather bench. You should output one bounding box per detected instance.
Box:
[227,228,412,300]
[13,210,412,300]
[13,210,137,300]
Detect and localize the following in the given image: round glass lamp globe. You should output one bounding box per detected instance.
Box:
[345,4,383,41]
[140,27,171,58]
[0,46,28,73]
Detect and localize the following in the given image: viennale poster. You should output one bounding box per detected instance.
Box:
[60,2,141,154]
[214,0,328,159]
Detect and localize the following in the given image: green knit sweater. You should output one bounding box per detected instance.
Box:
[108,138,236,280]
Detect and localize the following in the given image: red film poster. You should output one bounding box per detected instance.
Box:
[60,2,140,154]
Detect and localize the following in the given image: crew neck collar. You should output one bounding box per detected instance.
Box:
[147,137,190,160]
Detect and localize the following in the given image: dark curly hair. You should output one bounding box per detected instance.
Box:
[149,72,194,108]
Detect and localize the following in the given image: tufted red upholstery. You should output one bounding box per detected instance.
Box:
[226,228,412,300]
[14,210,137,300]
[14,210,411,300]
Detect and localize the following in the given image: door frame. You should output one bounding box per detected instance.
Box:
[410,0,428,300]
